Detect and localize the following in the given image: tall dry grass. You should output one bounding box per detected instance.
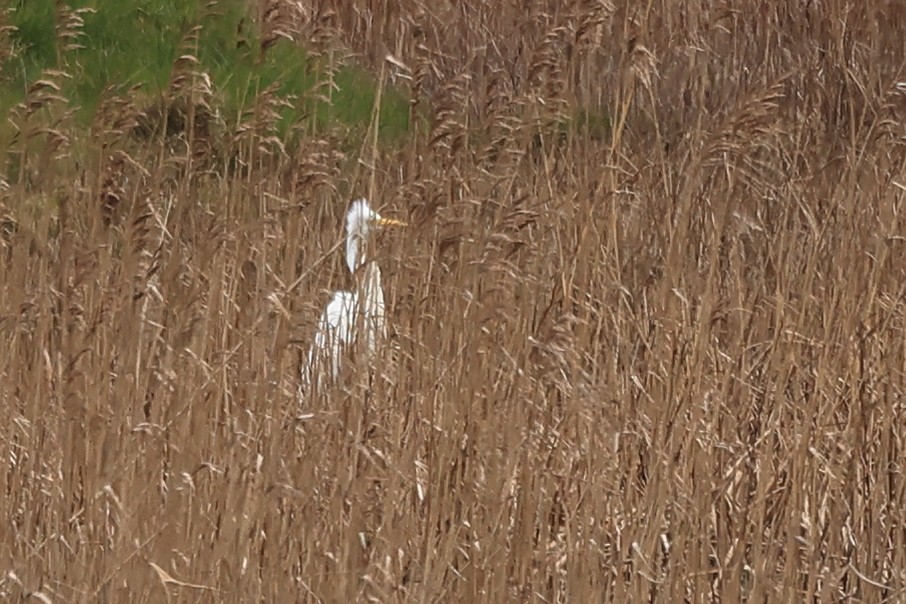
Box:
[2,0,906,602]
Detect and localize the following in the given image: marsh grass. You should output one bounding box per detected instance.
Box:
[2,1,906,602]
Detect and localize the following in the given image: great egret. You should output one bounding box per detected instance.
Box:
[302,198,407,392]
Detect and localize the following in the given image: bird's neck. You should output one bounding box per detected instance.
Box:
[357,261,384,318]
[346,234,361,273]
[347,232,377,274]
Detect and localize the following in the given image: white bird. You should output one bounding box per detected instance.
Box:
[302,198,407,392]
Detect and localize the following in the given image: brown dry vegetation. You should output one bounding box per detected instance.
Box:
[3,0,906,602]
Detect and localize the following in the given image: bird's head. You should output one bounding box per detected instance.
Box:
[345,198,407,272]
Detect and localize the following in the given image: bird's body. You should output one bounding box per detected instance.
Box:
[302,199,405,392]
[306,263,385,381]
[308,290,357,382]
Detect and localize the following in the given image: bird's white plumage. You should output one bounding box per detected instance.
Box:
[308,290,357,381]
[302,199,404,392]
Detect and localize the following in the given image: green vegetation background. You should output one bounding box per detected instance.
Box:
[2,0,411,144]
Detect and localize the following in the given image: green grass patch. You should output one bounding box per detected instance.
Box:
[2,0,410,145]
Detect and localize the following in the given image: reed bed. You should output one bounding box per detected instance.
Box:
[1,1,905,601]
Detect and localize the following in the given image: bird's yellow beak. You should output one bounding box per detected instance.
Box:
[375,217,408,227]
